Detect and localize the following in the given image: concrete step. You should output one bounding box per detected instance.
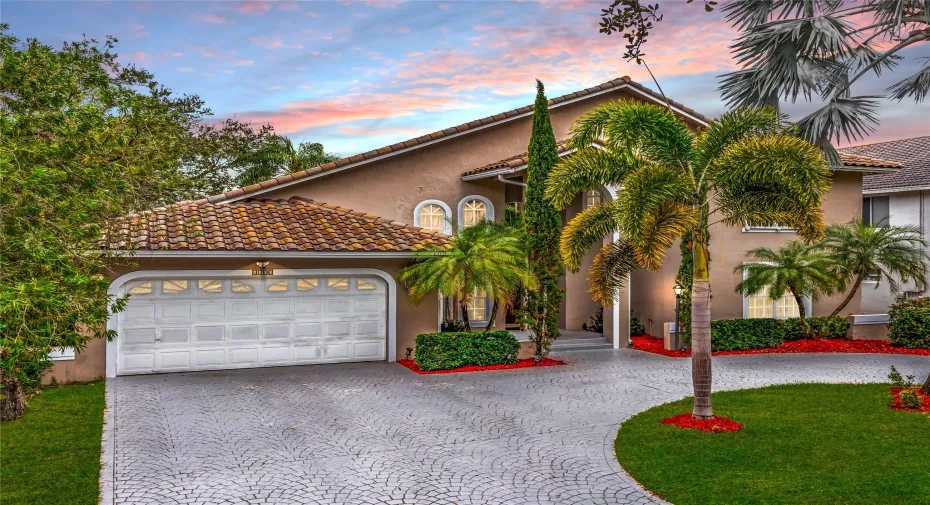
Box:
[550,344,615,352]
[551,337,609,347]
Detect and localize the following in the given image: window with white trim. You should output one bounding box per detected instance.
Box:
[462,200,487,227]
[744,285,807,319]
[583,189,602,209]
[418,204,446,233]
[467,288,488,322]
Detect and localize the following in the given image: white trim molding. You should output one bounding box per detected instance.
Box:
[864,185,930,195]
[457,195,495,226]
[740,266,812,319]
[413,200,453,234]
[105,268,398,377]
[222,83,709,203]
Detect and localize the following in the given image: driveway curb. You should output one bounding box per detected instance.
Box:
[99,379,115,505]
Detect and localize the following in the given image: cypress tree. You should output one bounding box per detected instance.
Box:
[524,80,564,359]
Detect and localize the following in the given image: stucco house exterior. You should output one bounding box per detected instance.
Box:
[46,76,902,383]
[839,136,930,313]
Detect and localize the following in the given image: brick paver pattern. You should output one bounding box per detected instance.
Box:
[112,350,929,504]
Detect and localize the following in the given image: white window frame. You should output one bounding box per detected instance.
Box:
[49,347,75,361]
[862,195,890,227]
[583,188,602,209]
[741,225,795,233]
[741,266,812,319]
[464,288,489,327]
[413,200,452,234]
[457,195,495,227]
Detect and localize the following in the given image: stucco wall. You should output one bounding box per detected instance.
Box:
[631,171,865,332]
[46,256,440,383]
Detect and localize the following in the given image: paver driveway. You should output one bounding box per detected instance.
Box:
[109,350,928,505]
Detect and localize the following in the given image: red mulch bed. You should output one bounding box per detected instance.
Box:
[889,388,930,412]
[661,413,744,433]
[631,334,930,357]
[398,358,566,375]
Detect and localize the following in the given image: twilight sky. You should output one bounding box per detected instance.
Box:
[5,0,929,156]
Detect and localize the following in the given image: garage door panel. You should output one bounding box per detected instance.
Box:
[118,275,387,375]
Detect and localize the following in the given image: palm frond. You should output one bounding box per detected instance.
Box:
[587,240,639,306]
[796,95,881,145]
[692,105,787,177]
[560,200,623,272]
[886,59,930,103]
[712,134,831,242]
[544,148,639,210]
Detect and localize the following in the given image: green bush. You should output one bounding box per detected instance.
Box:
[414,331,520,371]
[630,316,646,336]
[888,297,930,349]
[782,316,851,340]
[711,318,785,351]
[899,389,921,409]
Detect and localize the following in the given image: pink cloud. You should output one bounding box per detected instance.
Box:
[171,52,184,57]
[438,3,450,9]
[337,125,430,137]
[277,1,300,11]
[236,1,271,15]
[200,13,229,24]
[249,36,302,49]
[395,27,411,34]
[177,67,194,72]
[234,59,255,66]
[307,10,320,17]
[363,0,405,7]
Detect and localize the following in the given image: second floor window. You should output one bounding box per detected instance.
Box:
[462,199,487,227]
[863,196,889,227]
[418,204,447,233]
[583,189,602,209]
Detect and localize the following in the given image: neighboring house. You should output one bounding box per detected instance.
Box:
[838,136,930,313]
[46,76,902,383]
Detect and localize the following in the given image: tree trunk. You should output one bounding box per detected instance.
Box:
[792,291,812,335]
[485,300,499,334]
[831,274,863,317]
[921,370,930,396]
[691,233,714,420]
[460,301,471,331]
[1,377,25,421]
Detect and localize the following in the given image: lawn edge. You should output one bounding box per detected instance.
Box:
[99,379,115,505]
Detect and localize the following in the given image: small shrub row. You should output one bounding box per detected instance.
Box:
[888,297,930,349]
[710,316,850,352]
[414,331,520,371]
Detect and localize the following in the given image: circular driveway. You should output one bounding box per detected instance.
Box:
[109,350,928,505]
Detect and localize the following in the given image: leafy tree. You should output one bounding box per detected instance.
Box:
[600,1,930,161]
[0,26,208,419]
[735,241,839,323]
[524,80,565,359]
[819,219,929,316]
[546,103,830,419]
[397,220,532,333]
[184,118,277,197]
[236,135,341,188]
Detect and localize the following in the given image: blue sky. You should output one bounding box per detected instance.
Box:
[5,0,928,156]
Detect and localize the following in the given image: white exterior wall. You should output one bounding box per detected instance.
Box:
[861,190,929,313]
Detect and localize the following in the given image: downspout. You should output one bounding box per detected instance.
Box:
[498,174,527,187]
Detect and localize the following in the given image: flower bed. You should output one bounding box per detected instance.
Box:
[889,388,930,412]
[398,358,565,374]
[631,335,930,357]
[661,413,743,433]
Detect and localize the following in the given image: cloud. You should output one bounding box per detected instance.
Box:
[307,10,320,17]
[438,3,450,9]
[199,13,229,24]
[395,27,411,34]
[125,51,148,61]
[249,36,302,50]
[337,125,430,137]
[171,52,184,57]
[130,23,150,38]
[236,1,271,15]
[177,67,194,72]
[234,59,255,66]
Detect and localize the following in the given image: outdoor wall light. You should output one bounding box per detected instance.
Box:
[673,283,684,351]
[405,347,413,360]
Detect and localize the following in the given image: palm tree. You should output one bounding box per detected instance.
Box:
[819,219,929,316]
[236,136,340,187]
[545,102,831,419]
[735,241,839,323]
[397,220,533,332]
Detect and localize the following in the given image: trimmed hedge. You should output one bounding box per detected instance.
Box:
[414,331,520,371]
[711,316,851,352]
[888,297,930,349]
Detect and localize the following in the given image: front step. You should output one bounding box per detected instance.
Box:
[550,336,613,352]
[550,343,615,352]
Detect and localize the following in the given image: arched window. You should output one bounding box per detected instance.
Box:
[418,204,446,233]
[583,189,602,209]
[414,200,452,233]
[462,200,487,226]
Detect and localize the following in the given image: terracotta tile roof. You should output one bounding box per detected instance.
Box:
[840,136,930,192]
[198,76,710,204]
[462,141,903,180]
[101,197,450,252]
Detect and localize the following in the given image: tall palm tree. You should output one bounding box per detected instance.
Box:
[397,220,533,332]
[545,102,831,419]
[735,241,839,323]
[236,136,340,187]
[819,219,929,316]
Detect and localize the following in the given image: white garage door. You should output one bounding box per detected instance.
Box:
[116,274,387,375]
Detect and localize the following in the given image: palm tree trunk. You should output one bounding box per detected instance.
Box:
[460,300,471,331]
[691,233,714,419]
[830,274,863,317]
[1,377,25,421]
[921,371,930,396]
[793,292,807,321]
[485,300,500,334]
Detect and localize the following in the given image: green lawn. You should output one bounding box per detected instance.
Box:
[615,383,930,505]
[1,381,105,505]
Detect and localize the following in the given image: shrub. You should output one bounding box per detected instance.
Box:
[582,308,604,333]
[888,297,930,349]
[888,366,916,389]
[711,319,785,351]
[630,316,646,336]
[440,319,468,333]
[783,316,851,340]
[899,389,921,409]
[414,331,520,371]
